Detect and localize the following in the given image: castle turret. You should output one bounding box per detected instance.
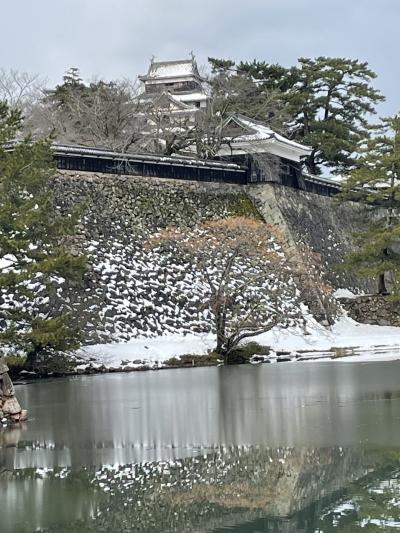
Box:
[139,58,208,109]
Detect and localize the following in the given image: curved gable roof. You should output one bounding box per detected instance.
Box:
[139,59,202,82]
[222,114,313,159]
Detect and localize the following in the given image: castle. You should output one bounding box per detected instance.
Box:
[139,57,209,110]
[137,57,313,184]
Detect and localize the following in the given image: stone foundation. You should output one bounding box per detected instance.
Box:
[247,183,375,291]
[1,172,376,346]
[339,295,400,327]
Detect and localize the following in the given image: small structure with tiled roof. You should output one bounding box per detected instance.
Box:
[220,114,312,163]
[217,114,313,187]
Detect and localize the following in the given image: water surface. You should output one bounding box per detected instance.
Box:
[1,361,400,531]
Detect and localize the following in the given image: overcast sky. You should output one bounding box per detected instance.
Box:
[1,0,398,115]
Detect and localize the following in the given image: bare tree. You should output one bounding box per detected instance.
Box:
[134,92,199,155]
[28,75,199,156]
[0,69,46,139]
[147,217,331,362]
[192,106,228,159]
[0,69,45,111]
[207,62,291,134]
[147,216,336,361]
[190,63,291,160]
[67,78,144,152]
[288,244,337,325]
[29,75,145,152]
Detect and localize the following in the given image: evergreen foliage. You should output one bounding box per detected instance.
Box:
[227,57,384,174]
[0,101,86,367]
[10,57,385,172]
[291,57,384,174]
[237,60,298,92]
[45,67,86,110]
[208,57,236,74]
[207,57,290,134]
[338,114,400,295]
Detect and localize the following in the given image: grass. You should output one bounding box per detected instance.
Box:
[164,352,221,368]
[7,351,80,378]
[227,342,270,364]
[165,342,270,367]
[230,194,264,221]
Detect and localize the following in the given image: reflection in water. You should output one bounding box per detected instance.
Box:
[317,465,400,532]
[1,361,400,531]
[1,444,399,532]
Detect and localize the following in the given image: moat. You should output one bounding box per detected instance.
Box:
[1,360,400,532]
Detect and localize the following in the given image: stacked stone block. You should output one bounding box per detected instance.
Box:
[0,357,27,423]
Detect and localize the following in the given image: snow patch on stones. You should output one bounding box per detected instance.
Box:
[76,317,400,370]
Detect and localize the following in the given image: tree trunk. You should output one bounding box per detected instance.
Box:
[216,335,223,354]
[303,106,310,136]
[215,308,224,355]
[24,345,42,371]
[378,272,388,295]
[306,149,317,175]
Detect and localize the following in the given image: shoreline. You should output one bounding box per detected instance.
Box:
[8,317,400,382]
[10,343,400,383]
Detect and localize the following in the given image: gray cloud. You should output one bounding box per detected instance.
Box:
[0,0,398,114]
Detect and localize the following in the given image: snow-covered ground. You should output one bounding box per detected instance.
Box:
[77,333,216,369]
[257,316,400,353]
[332,288,360,299]
[76,317,400,370]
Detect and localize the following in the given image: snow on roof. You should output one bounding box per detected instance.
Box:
[140,59,201,81]
[303,173,342,190]
[166,92,197,109]
[173,92,208,103]
[137,91,195,111]
[51,143,244,170]
[225,115,312,156]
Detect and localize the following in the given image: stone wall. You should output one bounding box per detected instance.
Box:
[45,172,373,343]
[54,171,251,235]
[339,295,400,327]
[247,183,374,292]
[51,171,264,343]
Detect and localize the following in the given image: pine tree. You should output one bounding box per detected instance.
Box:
[286,57,384,174]
[50,67,86,108]
[236,60,297,92]
[0,101,86,368]
[208,57,236,75]
[207,58,290,133]
[338,114,400,295]
[225,57,384,174]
